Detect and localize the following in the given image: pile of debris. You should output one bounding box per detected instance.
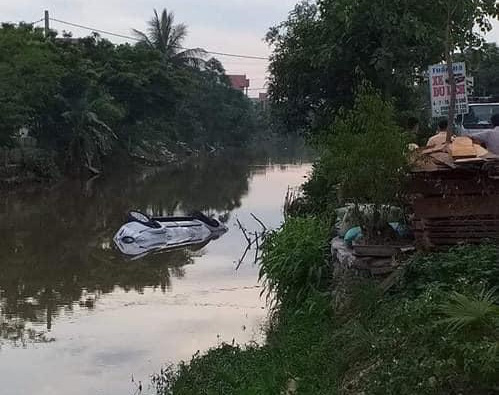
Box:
[409,134,499,247]
[412,134,499,173]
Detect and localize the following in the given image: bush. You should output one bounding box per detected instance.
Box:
[304,90,410,240]
[22,149,60,180]
[338,245,499,395]
[152,343,282,395]
[259,217,331,311]
[403,244,499,294]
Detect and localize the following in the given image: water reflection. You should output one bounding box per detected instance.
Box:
[0,152,310,345]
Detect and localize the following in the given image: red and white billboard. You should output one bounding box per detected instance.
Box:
[429,62,469,118]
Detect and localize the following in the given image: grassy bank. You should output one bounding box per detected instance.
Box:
[152,218,499,395]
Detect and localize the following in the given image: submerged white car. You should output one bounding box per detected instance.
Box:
[113,211,227,259]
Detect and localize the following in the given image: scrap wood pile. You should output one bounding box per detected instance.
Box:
[409,135,499,247]
[411,134,499,172]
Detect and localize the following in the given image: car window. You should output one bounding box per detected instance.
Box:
[463,105,499,127]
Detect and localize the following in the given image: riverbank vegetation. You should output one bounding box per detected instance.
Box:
[0,9,262,180]
[153,222,499,394]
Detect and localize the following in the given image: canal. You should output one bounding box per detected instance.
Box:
[0,153,311,394]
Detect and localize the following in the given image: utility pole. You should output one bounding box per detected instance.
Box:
[44,10,49,37]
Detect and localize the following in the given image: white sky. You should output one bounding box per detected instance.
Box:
[1,1,499,98]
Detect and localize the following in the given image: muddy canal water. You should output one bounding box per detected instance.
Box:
[0,154,310,394]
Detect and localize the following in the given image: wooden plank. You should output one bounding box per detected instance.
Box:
[426,220,499,226]
[455,157,486,164]
[422,144,447,154]
[408,176,499,196]
[351,261,370,270]
[426,229,499,235]
[411,157,451,173]
[474,144,489,158]
[429,152,456,168]
[427,218,499,226]
[427,230,499,236]
[369,258,394,268]
[451,137,477,158]
[431,237,499,245]
[426,232,499,238]
[353,245,399,257]
[370,266,396,275]
[413,195,499,218]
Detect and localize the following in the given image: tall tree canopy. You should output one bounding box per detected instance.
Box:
[0,21,256,174]
[461,43,499,96]
[267,0,499,135]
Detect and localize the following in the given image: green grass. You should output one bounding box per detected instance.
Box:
[259,217,331,312]
[152,224,499,395]
[152,298,339,395]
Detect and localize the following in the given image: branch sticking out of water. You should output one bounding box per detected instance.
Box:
[236,219,252,245]
[235,214,269,270]
[250,213,267,232]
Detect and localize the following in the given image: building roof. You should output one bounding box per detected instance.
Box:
[227,75,250,89]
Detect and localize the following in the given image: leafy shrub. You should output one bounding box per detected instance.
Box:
[439,288,499,334]
[302,160,339,218]
[22,149,60,180]
[304,90,410,240]
[259,217,330,311]
[339,245,499,395]
[347,287,499,395]
[152,343,283,395]
[403,244,499,294]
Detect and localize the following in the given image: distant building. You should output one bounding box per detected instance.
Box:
[227,75,250,95]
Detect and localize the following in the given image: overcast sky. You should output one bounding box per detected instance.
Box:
[2,0,499,97]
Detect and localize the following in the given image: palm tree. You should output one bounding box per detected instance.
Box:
[132,8,206,68]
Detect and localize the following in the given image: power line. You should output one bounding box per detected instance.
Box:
[31,18,44,25]
[50,18,138,41]
[49,17,269,61]
[202,50,267,61]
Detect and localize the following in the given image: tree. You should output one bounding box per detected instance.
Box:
[266,0,445,135]
[460,43,499,96]
[0,19,258,178]
[305,89,409,239]
[0,23,63,145]
[132,8,206,68]
[61,89,121,173]
[431,0,499,140]
[267,0,499,136]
